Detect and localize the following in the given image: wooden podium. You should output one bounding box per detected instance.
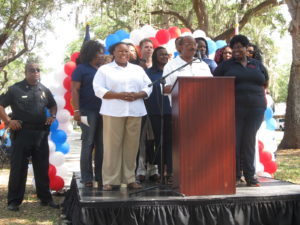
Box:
[171,77,236,196]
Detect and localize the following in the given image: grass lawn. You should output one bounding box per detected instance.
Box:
[0,149,299,224]
[0,167,63,225]
[274,149,300,184]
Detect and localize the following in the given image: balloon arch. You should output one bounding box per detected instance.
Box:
[35,25,277,191]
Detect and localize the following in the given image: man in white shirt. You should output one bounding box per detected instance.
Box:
[163,36,212,99]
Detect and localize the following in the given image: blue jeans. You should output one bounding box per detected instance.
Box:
[235,107,265,180]
[79,110,103,183]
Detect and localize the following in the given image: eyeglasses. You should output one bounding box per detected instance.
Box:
[247,50,254,54]
[28,68,40,73]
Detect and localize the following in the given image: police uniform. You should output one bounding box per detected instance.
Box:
[0,79,56,206]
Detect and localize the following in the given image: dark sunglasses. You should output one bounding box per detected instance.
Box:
[28,68,40,73]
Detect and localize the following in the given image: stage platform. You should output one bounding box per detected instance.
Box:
[62,176,300,225]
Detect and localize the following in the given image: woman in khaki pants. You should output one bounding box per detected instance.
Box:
[93,42,152,191]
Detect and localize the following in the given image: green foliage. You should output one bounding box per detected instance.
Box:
[64,39,82,63]
[271,63,290,103]
[0,0,76,90]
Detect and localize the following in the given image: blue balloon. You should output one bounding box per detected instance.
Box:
[105,34,120,49]
[266,118,277,131]
[115,29,129,40]
[51,129,67,145]
[50,119,59,132]
[45,109,51,117]
[264,107,273,120]
[56,142,70,154]
[174,52,179,58]
[206,39,217,54]
[215,40,227,49]
[104,49,110,55]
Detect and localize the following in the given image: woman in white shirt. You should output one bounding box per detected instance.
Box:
[93,42,152,191]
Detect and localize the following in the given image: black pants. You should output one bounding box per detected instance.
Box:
[148,114,172,175]
[8,129,52,205]
[235,107,265,180]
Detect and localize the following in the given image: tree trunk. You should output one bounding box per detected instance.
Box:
[278,0,300,149]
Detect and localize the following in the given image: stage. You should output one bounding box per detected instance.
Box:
[62,176,300,225]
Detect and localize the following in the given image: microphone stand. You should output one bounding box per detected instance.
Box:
[130,57,198,197]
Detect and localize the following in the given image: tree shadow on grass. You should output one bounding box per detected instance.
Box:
[0,186,63,225]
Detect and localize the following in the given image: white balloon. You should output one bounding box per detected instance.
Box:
[58,122,73,135]
[122,38,134,44]
[57,109,71,124]
[54,95,66,109]
[193,29,206,38]
[256,162,264,174]
[180,32,193,37]
[140,25,157,38]
[130,29,144,46]
[54,69,67,82]
[50,85,66,96]
[49,151,65,167]
[56,165,68,178]
[165,38,176,54]
[48,140,56,153]
[261,172,272,178]
[28,163,34,176]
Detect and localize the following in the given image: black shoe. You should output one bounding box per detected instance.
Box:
[246,177,260,187]
[7,203,19,211]
[40,200,60,209]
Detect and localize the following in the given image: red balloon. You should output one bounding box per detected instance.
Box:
[168,27,181,38]
[0,122,4,130]
[50,176,65,191]
[260,151,272,164]
[64,91,71,104]
[264,160,278,174]
[155,29,171,45]
[181,28,191,34]
[64,101,74,116]
[64,61,76,76]
[149,37,160,49]
[48,164,57,179]
[63,76,71,91]
[258,140,264,153]
[71,52,80,62]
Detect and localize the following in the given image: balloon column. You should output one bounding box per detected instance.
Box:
[256,106,278,177]
[35,53,78,191]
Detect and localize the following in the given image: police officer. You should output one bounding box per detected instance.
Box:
[0,59,59,211]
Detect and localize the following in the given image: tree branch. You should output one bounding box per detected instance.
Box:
[151,9,192,29]
[214,0,285,41]
[0,69,8,90]
[106,6,132,31]
[192,0,208,32]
